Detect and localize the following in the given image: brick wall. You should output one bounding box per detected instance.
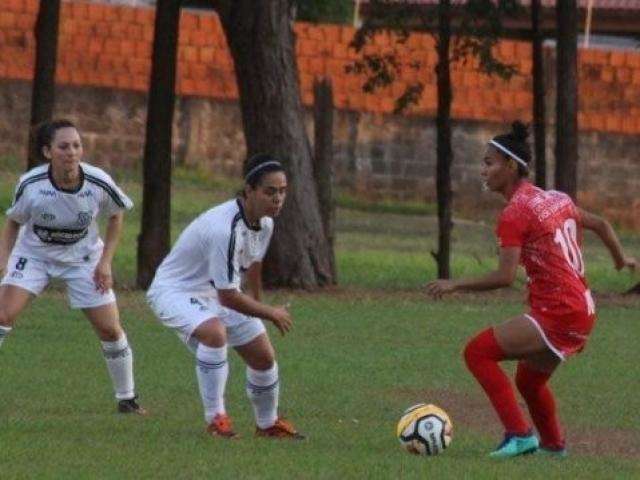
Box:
[2,0,640,133]
[1,0,640,228]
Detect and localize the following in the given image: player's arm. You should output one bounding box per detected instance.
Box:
[425,247,520,299]
[0,219,21,275]
[94,212,125,293]
[578,208,637,271]
[217,289,291,335]
[244,262,263,301]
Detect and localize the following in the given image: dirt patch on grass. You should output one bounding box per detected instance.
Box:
[393,387,640,459]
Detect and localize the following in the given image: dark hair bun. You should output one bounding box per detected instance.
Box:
[511,121,529,143]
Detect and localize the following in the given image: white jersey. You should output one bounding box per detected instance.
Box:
[150,199,274,294]
[5,162,133,264]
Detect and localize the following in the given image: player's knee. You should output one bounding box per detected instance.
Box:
[198,327,226,347]
[0,307,14,327]
[515,364,545,396]
[96,324,124,342]
[251,353,275,371]
[463,328,500,368]
[193,319,226,347]
[463,336,478,367]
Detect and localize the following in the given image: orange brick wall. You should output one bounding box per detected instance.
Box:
[1,0,640,134]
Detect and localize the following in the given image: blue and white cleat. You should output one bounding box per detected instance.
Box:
[489,433,539,458]
[536,446,567,458]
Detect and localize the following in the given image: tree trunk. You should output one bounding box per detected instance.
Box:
[313,77,337,284]
[136,0,181,289]
[531,0,546,189]
[433,0,453,279]
[555,0,579,199]
[28,0,61,169]
[214,0,333,288]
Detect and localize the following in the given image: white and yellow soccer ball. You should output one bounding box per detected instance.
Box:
[396,403,452,456]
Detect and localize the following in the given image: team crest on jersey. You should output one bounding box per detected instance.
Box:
[75,212,92,227]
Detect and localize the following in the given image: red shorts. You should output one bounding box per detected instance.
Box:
[525,309,596,360]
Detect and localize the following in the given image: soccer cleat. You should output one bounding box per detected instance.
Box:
[206,413,238,439]
[489,432,539,458]
[117,396,147,415]
[255,418,305,440]
[537,446,568,458]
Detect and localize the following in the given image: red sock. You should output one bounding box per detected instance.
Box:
[516,362,564,450]
[463,328,530,436]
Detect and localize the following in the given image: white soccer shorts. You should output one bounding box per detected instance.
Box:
[1,254,116,309]
[146,289,266,351]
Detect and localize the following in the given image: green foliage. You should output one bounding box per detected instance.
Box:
[295,0,354,24]
[348,0,524,112]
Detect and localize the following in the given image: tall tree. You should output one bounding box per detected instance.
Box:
[350,0,520,278]
[555,0,578,199]
[433,0,454,279]
[313,78,337,283]
[136,0,181,289]
[211,0,334,288]
[531,0,546,189]
[28,0,61,169]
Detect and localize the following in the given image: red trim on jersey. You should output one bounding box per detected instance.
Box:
[528,309,596,359]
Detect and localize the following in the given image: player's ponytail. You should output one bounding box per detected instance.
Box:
[490,121,531,177]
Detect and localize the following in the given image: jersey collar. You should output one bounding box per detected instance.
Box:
[506,179,530,202]
[48,163,85,194]
[236,198,262,231]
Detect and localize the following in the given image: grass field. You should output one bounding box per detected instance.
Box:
[1,160,639,479]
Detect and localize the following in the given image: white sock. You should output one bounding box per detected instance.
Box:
[246,362,279,429]
[0,325,11,348]
[196,343,229,423]
[101,334,135,400]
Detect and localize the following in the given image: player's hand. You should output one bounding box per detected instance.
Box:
[425,279,457,300]
[93,259,113,294]
[268,305,292,336]
[616,256,638,272]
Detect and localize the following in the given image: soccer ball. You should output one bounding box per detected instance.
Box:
[396,403,452,456]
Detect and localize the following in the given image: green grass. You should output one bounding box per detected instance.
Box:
[1,162,639,478]
[1,293,638,478]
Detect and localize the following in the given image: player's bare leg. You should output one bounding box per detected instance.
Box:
[0,285,34,347]
[84,302,145,415]
[235,333,304,440]
[493,315,558,360]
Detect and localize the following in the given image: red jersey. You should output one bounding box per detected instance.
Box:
[496,181,594,319]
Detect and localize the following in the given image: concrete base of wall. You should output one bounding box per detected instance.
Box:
[2,79,639,228]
